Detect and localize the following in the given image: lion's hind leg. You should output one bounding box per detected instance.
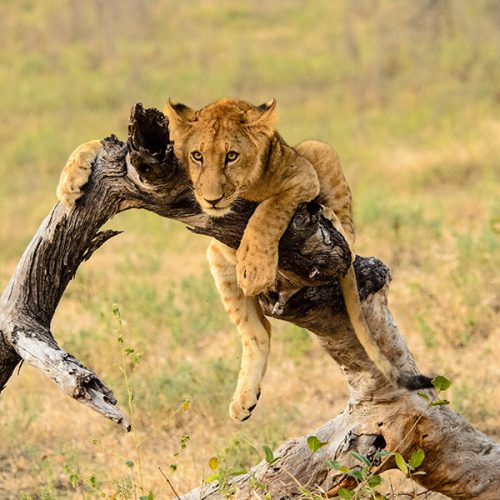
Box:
[295,140,355,244]
[296,141,400,383]
[207,239,271,422]
[56,140,102,207]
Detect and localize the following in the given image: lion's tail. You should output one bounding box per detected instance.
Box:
[340,267,433,390]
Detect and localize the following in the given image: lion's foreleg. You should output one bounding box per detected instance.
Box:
[207,239,271,422]
[56,140,102,207]
[236,173,320,296]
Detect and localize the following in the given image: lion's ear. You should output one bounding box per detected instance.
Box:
[164,99,197,129]
[245,99,277,132]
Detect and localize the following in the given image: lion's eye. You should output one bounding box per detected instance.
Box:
[226,151,239,163]
[191,151,203,162]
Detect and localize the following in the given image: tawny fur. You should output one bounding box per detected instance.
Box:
[56,98,399,422]
[56,140,102,207]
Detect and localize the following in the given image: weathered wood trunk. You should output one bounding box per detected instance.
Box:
[0,105,498,499]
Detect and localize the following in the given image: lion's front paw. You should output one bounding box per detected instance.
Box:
[236,239,277,296]
[56,169,90,207]
[56,140,102,208]
[229,387,261,422]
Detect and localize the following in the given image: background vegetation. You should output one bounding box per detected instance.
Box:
[0,0,498,497]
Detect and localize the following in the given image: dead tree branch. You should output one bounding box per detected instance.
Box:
[0,104,498,499]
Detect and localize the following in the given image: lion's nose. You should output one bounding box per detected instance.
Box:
[203,195,224,207]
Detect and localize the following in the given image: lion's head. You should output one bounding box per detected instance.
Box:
[165,97,277,217]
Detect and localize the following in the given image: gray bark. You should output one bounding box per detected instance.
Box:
[185,282,500,499]
[0,104,498,499]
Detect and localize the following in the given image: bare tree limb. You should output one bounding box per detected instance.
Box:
[0,104,498,498]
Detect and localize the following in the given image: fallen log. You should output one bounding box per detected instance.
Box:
[0,104,498,499]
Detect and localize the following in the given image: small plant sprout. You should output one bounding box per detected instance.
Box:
[63,465,106,496]
[417,375,452,406]
[307,435,328,453]
[326,452,384,499]
[263,445,278,465]
[113,304,146,494]
[63,306,192,498]
[205,437,248,495]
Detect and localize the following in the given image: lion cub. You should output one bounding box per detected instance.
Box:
[57,98,418,422]
[165,98,406,420]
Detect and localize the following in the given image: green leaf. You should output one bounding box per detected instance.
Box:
[432,375,451,391]
[263,445,275,464]
[307,435,327,453]
[349,469,364,481]
[208,457,219,471]
[367,474,382,487]
[338,488,354,499]
[139,492,154,500]
[394,453,408,475]
[69,474,79,488]
[351,451,371,466]
[325,460,342,470]
[124,460,134,468]
[430,399,450,406]
[89,475,97,487]
[374,450,393,459]
[409,449,425,469]
[170,464,177,472]
[417,391,430,401]
[124,347,134,355]
[205,473,220,482]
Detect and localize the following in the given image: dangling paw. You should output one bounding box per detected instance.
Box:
[236,236,277,296]
[229,385,261,422]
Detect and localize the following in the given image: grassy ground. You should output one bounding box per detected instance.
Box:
[0,0,498,498]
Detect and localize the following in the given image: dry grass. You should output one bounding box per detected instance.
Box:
[0,0,499,498]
